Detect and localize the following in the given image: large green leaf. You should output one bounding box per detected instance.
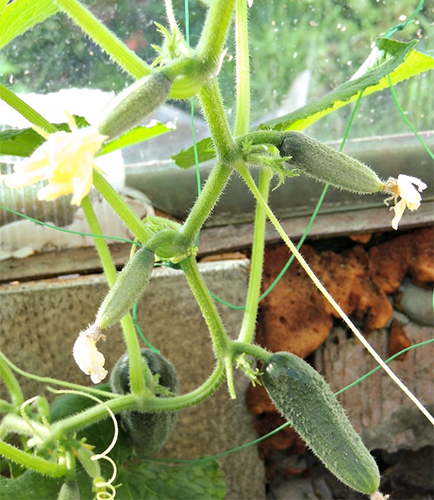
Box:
[264,38,434,131]
[0,0,59,51]
[172,38,434,168]
[116,458,226,500]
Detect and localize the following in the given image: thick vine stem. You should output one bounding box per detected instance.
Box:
[92,170,148,243]
[53,0,151,80]
[177,161,232,249]
[40,363,226,448]
[176,79,238,249]
[234,0,251,136]
[238,169,271,344]
[0,440,67,477]
[181,256,231,358]
[196,0,237,74]
[230,341,272,365]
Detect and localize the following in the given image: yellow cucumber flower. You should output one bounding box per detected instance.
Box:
[73,324,108,384]
[1,112,107,206]
[384,174,427,230]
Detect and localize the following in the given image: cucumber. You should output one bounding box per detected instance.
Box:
[96,248,154,330]
[279,131,384,194]
[57,481,80,500]
[110,349,178,457]
[262,352,380,494]
[96,72,172,140]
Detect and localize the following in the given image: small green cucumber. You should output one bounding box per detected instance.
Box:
[279,131,384,193]
[262,352,380,494]
[96,248,154,330]
[96,72,172,140]
[57,481,80,500]
[110,348,178,457]
[76,444,101,480]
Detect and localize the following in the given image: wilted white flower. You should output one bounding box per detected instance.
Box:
[384,174,427,230]
[1,112,107,206]
[73,324,108,384]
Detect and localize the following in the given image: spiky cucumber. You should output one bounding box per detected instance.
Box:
[110,348,178,457]
[96,247,154,330]
[262,352,380,494]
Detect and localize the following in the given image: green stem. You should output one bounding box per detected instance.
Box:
[176,79,237,247]
[92,170,148,243]
[81,197,150,396]
[0,440,67,477]
[53,0,151,79]
[0,413,49,441]
[230,342,272,364]
[200,79,236,160]
[0,350,117,400]
[43,394,138,449]
[181,257,231,358]
[44,362,225,443]
[81,197,117,286]
[0,351,24,407]
[0,83,56,134]
[196,0,236,72]
[238,169,271,343]
[236,130,285,148]
[177,161,232,247]
[234,0,251,136]
[143,361,225,411]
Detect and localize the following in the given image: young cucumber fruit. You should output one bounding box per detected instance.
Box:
[96,247,154,330]
[110,348,178,457]
[262,352,380,494]
[279,131,384,194]
[96,72,172,140]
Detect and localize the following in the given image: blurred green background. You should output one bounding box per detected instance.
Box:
[1,0,433,140]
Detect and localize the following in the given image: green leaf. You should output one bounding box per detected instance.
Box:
[263,38,434,131]
[116,458,226,500]
[172,39,434,169]
[0,470,63,499]
[0,0,59,51]
[0,0,7,16]
[98,122,175,156]
[171,137,215,169]
[0,116,89,157]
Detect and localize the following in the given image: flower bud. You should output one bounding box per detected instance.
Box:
[96,72,172,140]
[279,132,384,194]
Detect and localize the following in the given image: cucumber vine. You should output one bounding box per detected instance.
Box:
[0,0,432,498]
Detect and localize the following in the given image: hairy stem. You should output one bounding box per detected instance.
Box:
[234,0,251,136]
[53,0,150,79]
[238,169,271,343]
[181,256,231,358]
[92,170,148,243]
